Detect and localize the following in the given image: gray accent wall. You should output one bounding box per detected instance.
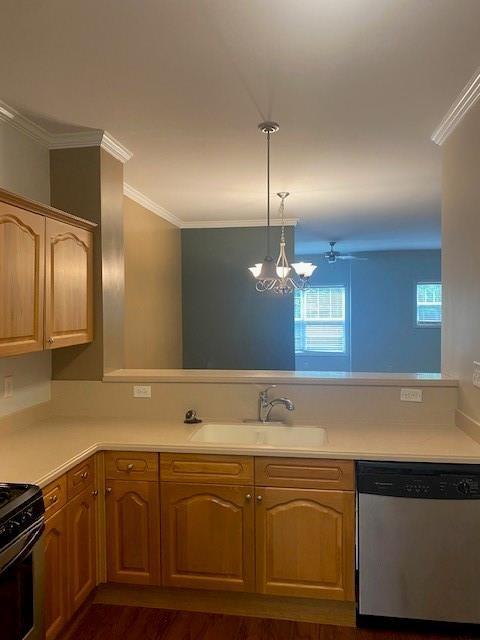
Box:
[296,250,441,373]
[182,227,295,370]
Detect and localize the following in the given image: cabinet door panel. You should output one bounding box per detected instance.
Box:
[45,218,93,349]
[105,480,160,585]
[256,488,355,601]
[0,204,45,356]
[161,483,254,592]
[66,487,97,614]
[44,508,68,640]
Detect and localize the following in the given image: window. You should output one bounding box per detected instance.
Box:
[416,283,442,326]
[295,286,346,353]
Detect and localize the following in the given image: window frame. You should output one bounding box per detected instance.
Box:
[294,284,349,357]
[415,281,442,329]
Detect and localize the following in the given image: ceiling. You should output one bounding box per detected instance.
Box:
[1,0,479,252]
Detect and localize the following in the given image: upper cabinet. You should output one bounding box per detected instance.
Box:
[45,219,93,349]
[0,205,45,356]
[0,188,95,357]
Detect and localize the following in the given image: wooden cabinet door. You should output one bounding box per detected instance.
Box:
[0,204,45,356]
[45,218,93,349]
[44,508,68,640]
[66,486,97,614]
[105,480,160,585]
[255,487,355,601]
[161,483,255,592]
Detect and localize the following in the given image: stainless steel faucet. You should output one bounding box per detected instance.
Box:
[258,385,295,423]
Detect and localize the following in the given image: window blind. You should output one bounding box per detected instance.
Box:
[295,286,346,353]
[416,283,442,325]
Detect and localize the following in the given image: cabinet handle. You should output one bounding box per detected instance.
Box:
[48,337,54,344]
[126,463,134,471]
[81,471,89,479]
[256,495,263,502]
[245,494,252,501]
[105,487,112,494]
[91,490,99,497]
[49,495,58,504]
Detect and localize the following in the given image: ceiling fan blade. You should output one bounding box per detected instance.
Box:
[336,255,368,261]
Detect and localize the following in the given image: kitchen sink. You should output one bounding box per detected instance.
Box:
[189,422,327,449]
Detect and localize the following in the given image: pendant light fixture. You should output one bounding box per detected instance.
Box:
[248,122,316,294]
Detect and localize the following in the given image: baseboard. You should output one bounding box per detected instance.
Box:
[456,409,480,445]
[94,583,356,627]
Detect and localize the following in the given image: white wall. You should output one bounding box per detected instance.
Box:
[442,100,480,423]
[0,121,52,417]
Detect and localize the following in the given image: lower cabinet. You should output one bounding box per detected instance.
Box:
[43,451,355,639]
[43,459,98,640]
[44,508,68,640]
[105,479,161,585]
[66,486,97,614]
[255,487,355,601]
[161,482,255,592]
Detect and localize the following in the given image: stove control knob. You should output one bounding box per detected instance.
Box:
[457,481,471,496]
[7,520,19,533]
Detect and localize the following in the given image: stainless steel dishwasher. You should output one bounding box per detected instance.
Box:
[357,461,480,624]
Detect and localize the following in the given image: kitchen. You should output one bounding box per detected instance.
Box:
[1,2,480,639]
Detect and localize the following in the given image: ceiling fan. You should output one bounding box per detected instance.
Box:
[324,241,368,264]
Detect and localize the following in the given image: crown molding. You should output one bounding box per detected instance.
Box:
[49,130,132,163]
[1,99,298,228]
[123,183,183,227]
[123,183,298,229]
[99,132,132,163]
[181,218,298,229]
[431,67,480,146]
[48,130,104,149]
[0,99,132,162]
[0,100,50,146]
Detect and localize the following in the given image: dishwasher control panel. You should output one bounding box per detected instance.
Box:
[357,461,480,499]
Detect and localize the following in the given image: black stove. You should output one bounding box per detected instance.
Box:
[0,483,45,553]
[0,483,45,640]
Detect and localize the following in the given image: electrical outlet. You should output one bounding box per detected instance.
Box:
[133,385,151,398]
[473,362,480,389]
[3,375,13,399]
[400,388,423,403]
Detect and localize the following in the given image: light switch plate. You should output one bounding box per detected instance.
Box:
[133,385,151,398]
[473,362,480,389]
[400,388,423,403]
[3,375,13,398]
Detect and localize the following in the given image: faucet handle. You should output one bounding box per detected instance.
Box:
[259,385,276,401]
[258,384,277,404]
[261,384,276,393]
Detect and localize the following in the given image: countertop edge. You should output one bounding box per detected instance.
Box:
[103,369,459,387]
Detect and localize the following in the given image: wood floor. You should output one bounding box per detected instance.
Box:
[68,604,478,640]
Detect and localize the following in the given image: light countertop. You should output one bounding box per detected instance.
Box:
[104,369,458,386]
[2,416,480,487]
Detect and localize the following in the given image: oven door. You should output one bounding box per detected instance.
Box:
[0,520,44,640]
